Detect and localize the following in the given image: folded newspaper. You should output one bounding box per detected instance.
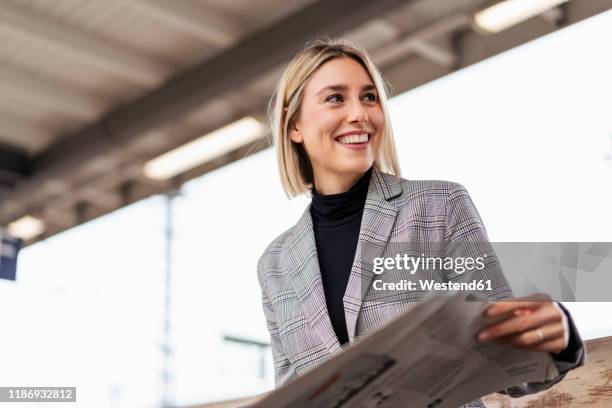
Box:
[252,292,558,408]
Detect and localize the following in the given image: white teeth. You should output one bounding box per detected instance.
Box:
[337,133,369,144]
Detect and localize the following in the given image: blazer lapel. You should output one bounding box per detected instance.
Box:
[343,168,402,343]
[285,206,343,355]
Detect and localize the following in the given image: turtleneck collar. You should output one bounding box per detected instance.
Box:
[310,167,372,227]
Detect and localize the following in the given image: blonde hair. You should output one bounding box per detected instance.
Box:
[268,37,401,198]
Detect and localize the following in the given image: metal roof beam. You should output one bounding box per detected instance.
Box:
[0,112,54,154]
[0,1,169,87]
[0,149,29,175]
[125,0,244,47]
[0,149,29,201]
[411,39,458,68]
[76,187,122,210]
[0,65,106,121]
[374,13,469,66]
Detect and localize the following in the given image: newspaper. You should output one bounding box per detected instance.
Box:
[252,292,558,408]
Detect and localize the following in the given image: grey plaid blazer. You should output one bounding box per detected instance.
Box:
[257,168,579,407]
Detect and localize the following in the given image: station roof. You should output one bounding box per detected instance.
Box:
[0,0,609,244]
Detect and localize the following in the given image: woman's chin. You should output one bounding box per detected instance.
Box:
[338,160,374,175]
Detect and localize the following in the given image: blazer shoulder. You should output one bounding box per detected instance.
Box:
[256,225,294,283]
[396,178,469,199]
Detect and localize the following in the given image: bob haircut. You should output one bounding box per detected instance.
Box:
[268,37,401,198]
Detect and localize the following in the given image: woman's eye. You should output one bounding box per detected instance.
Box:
[325,93,376,103]
[326,94,343,103]
[363,93,377,102]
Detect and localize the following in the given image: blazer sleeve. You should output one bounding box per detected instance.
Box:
[443,182,513,302]
[500,302,586,398]
[257,256,293,387]
[443,182,585,398]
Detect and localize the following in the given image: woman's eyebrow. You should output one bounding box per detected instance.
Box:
[316,84,376,96]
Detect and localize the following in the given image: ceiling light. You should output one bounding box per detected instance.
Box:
[474,0,569,34]
[143,117,264,180]
[7,215,45,241]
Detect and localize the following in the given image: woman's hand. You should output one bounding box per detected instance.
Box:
[478,293,570,354]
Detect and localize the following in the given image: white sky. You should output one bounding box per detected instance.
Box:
[1,8,611,408]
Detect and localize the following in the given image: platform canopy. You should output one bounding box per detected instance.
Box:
[0,0,609,244]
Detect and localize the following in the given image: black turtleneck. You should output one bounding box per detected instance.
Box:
[310,167,372,345]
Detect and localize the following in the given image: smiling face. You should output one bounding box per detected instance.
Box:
[288,57,385,194]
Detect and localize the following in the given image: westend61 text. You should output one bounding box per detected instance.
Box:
[372,254,487,275]
[373,279,493,291]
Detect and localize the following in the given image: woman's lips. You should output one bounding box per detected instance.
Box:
[335,132,371,150]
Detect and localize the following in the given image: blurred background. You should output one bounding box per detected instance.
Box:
[0,0,611,407]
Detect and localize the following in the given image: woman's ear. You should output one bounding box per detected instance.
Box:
[286,109,303,143]
[284,107,303,143]
[288,121,303,143]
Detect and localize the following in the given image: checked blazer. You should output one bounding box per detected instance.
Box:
[257,168,581,407]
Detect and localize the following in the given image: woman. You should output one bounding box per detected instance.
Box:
[257,38,584,407]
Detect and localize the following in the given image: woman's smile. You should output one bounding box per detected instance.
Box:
[334,131,371,150]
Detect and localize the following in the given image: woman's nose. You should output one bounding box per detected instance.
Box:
[347,99,369,123]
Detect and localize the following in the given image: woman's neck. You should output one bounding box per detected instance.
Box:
[312,168,371,195]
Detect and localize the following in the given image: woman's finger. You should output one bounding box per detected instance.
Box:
[479,305,560,341]
[552,302,571,345]
[485,293,552,316]
[519,336,568,354]
[494,323,565,348]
